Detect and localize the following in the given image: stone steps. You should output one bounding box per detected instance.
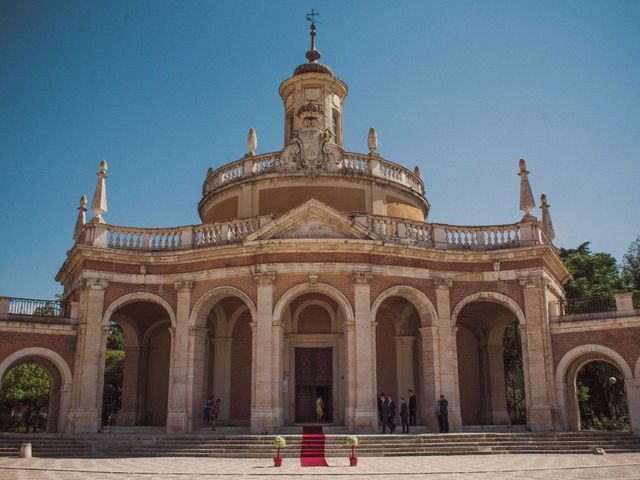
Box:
[1,432,638,458]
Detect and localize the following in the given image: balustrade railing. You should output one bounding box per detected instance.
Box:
[202,150,425,196]
[80,215,543,252]
[8,297,68,318]
[555,295,617,316]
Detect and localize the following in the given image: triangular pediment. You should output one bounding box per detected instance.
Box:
[245,199,379,242]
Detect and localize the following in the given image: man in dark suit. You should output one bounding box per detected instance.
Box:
[408,389,417,426]
[381,394,389,433]
[387,394,397,434]
[400,397,409,433]
[438,395,449,433]
[377,392,385,427]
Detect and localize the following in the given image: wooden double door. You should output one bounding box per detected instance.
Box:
[295,348,333,423]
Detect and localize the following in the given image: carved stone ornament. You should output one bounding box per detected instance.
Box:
[281,102,342,176]
[253,270,277,285]
[351,270,372,284]
[308,273,319,287]
[174,280,194,292]
[84,278,109,290]
[433,277,453,289]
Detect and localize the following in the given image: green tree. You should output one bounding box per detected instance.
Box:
[560,243,631,299]
[0,363,50,432]
[101,350,124,425]
[577,361,630,431]
[503,322,526,424]
[622,235,640,290]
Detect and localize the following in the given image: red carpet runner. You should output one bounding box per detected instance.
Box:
[300,426,328,467]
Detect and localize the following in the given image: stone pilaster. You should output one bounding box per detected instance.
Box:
[519,275,554,430]
[251,270,277,433]
[166,280,193,433]
[187,326,209,431]
[626,379,640,434]
[67,278,108,433]
[212,336,232,421]
[433,278,462,431]
[350,270,378,431]
[485,345,510,424]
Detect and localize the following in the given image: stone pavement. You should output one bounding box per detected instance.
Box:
[1,454,640,479]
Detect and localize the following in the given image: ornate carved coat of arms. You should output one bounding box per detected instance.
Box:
[282,103,342,176]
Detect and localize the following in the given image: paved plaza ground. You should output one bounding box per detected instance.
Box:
[1,454,640,480]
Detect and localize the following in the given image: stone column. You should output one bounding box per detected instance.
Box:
[626,379,640,434]
[272,320,285,429]
[187,326,208,431]
[251,271,277,433]
[67,278,108,433]
[519,276,554,430]
[395,336,415,413]
[434,278,462,431]
[212,336,232,422]
[120,346,141,426]
[344,321,357,431]
[485,345,510,424]
[350,271,378,431]
[166,280,193,433]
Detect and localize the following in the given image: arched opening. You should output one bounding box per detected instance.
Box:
[374,297,424,429]
[274,285,352,426]
[101,299,173,427]
[557,347,633,432]
[456,301,526,426]
[577,361,629,431]
[0,348,72,433]
[190,289,256,428]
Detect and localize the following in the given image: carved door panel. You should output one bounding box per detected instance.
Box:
[295,348,333,423]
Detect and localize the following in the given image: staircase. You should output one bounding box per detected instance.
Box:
[1,431,640,458]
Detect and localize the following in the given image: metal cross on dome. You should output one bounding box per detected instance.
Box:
[306,9,320,25]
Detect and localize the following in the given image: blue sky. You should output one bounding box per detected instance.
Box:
[1,0,638,299]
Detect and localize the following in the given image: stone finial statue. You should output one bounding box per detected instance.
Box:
[368,128,378,154]
[540,193,556,241]
[90,160,108,223]
[247,128,257,156]
[73,195,88,240]
[414,165,422,178]
[518,159,536,221]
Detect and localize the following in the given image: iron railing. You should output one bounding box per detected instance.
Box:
[556,295,617,316]
[9,298,68,318]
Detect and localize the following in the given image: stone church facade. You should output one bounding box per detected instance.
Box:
[2,25,640,435]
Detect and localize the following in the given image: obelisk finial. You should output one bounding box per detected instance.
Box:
[540,194,556,241]
[73,195,88,240]
[247,128,257,156]
[305,9,321,63]
[90,160,108,223]
[518,159,536,222]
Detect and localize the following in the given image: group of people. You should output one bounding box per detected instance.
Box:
[377,389,417,433]
[377,390,449,433]
[202,396,222,431]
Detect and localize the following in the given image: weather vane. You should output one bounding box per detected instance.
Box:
[304,9,321,63]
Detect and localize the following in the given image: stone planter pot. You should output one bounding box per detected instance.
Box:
[349,456,358,466]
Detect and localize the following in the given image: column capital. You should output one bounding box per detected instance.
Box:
[174,280,194,292]
[351,270,372,284]
[188,326,208,337]
[418,325,437,334]
[395,335,416,343]
[518,275,550,288]
[83,278,109,290]
[253,270,277,285]
[433,277,453,289]
[101,324,111,335]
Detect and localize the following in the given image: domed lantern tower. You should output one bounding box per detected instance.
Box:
[198,18,429,225]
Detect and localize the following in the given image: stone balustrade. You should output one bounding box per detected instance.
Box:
[202,151,425,196]
[77,215,547,253]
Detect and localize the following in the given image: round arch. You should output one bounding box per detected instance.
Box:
[292,299,337,333]
[635,354,640,379]
[190,286,257,328]
[0,347,73,433]
[555,344,632,431]
[273,282,355,324]
[371,285,438,327]
[103,292,176,328]
[451,292,525,326]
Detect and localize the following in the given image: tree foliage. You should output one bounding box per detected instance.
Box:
[0,363,51,432]
[622,235,640,290]
[503,321,526,424]
[559,242,631,299]
[102,350,124,425]
[577,361,630,431]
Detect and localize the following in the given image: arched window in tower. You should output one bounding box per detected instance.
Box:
[331,109,340,144]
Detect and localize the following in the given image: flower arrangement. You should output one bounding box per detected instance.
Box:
[273,436,286,466]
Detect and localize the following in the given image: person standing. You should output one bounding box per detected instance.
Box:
[408,389,417,426]
[315,396,325,422]
[387,394,397,434]
[438,395,449,433]
[381,394,389,433]
[400,397,409,433]
[203,395,214,427]
[211,398,221,431]
[377,392,384,426]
